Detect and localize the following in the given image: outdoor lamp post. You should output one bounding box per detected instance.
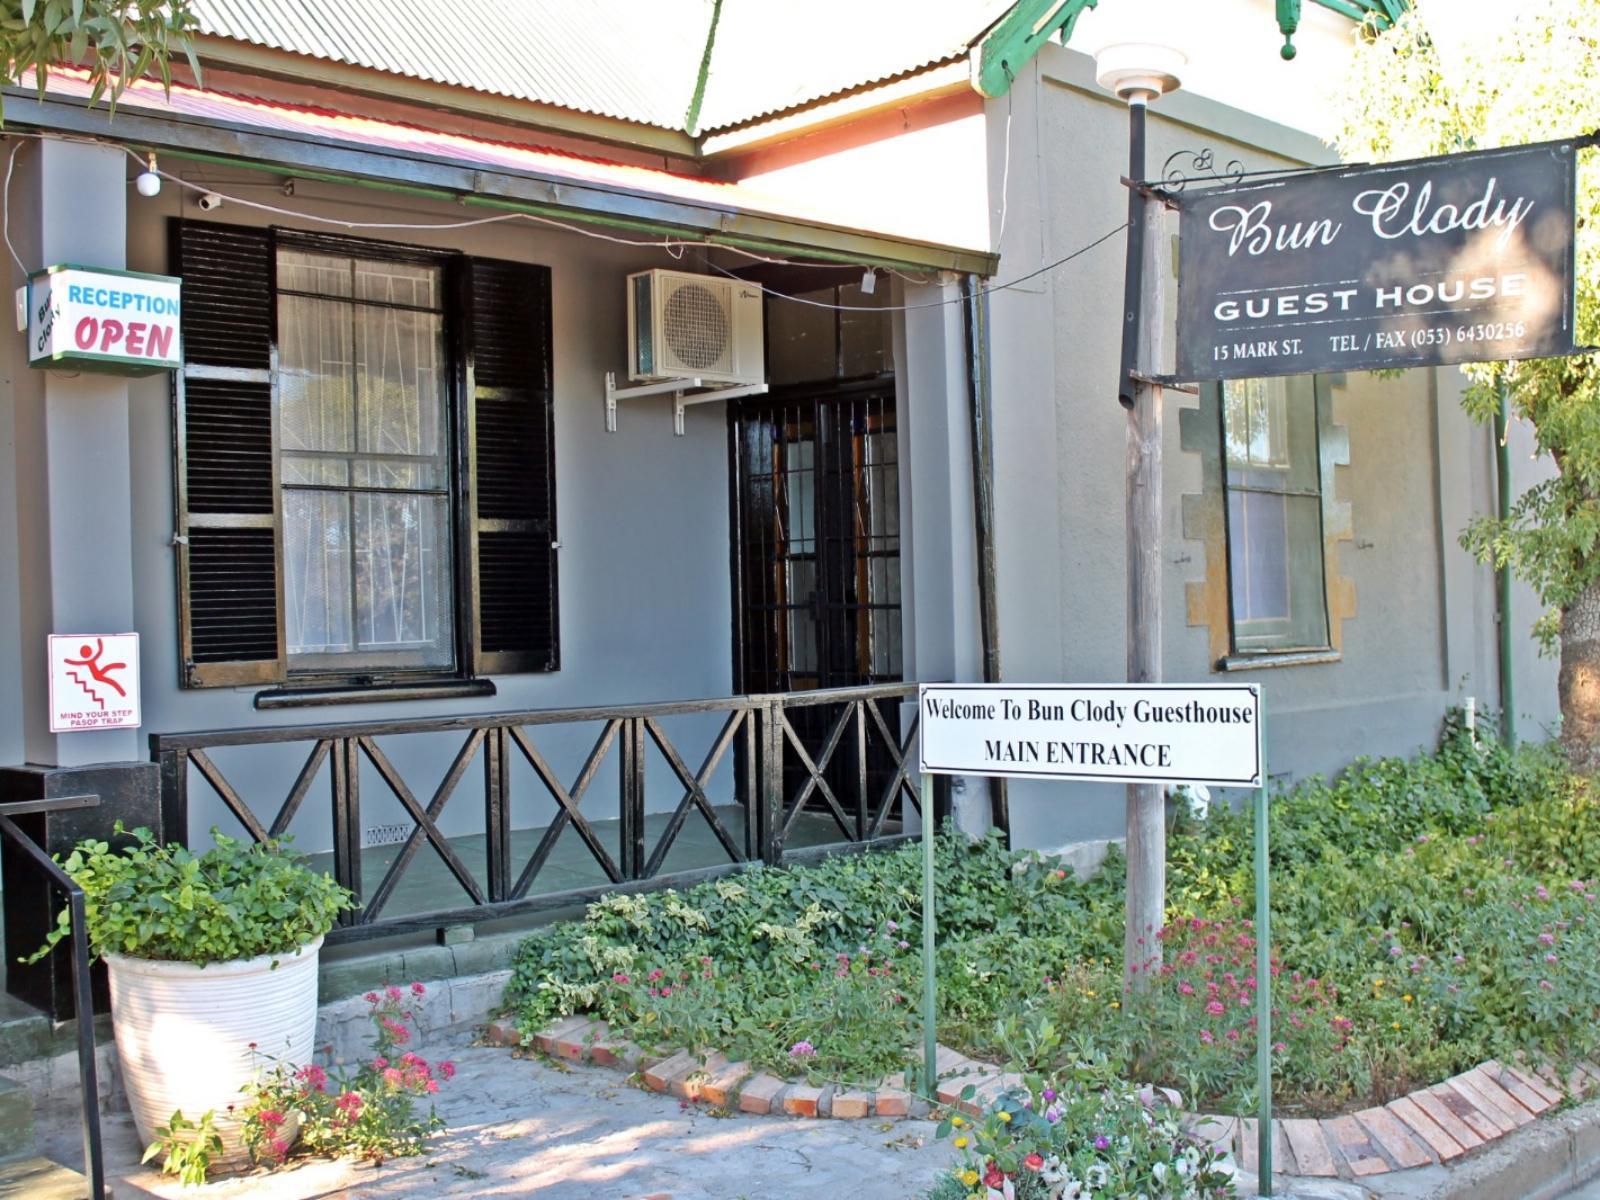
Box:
[1091,33,1184,995]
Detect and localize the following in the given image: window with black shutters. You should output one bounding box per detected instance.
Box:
[170,220,558,691]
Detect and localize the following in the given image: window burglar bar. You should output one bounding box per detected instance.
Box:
[149,685,946,944]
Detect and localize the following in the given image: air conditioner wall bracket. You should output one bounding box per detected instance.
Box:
[604,371,769,436]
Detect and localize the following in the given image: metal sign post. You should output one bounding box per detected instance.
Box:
[917,681,1270,1190]
[921,771,938,1099]
[1255,770,1273,1195]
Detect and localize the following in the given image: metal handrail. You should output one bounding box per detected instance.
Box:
[148,685,919,751]
[0,796,104,1200]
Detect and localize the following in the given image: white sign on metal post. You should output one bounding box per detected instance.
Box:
[48,633,141,733]
[918,682,1261,787]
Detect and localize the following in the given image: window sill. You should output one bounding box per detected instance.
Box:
[254,679,497,710]
[1217,649,1341,672]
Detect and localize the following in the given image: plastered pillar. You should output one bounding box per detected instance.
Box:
[13,139,137,766]
[897,278,989,836]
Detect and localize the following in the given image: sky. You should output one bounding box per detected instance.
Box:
[1070,0,1515,141]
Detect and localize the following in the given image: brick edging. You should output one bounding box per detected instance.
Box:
[487,1014,1599,1176]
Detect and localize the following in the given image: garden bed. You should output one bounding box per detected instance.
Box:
[504,717,1600,1122]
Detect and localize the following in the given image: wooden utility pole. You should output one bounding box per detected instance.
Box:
[1122,100,1169,988]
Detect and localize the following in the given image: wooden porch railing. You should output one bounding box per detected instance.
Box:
[149,684,944,944]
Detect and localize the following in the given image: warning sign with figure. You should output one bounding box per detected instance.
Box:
[49,633,140,732]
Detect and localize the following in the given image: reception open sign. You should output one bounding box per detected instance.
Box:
[919,683,1262,787]
[28,264,181,374]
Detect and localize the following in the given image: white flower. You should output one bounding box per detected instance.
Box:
[1086,1164,1108,1188]
[1153,1162,1168,1183]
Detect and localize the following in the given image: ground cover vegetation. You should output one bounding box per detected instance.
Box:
[506,719,1598,1119]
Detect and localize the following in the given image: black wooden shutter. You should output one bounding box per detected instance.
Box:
[465,258,558,674]
[170,220,286,687]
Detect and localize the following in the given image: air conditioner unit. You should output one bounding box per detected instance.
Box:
[627,269,764,385]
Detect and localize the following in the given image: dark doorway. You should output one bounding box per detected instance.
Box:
[729,277,904,826]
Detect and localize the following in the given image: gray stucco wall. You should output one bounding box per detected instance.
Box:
[0,162,745,852]
[984,46,1557,850]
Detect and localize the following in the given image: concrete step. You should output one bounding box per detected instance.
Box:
[0,1154,105,1199]
[0,1076,34,1163]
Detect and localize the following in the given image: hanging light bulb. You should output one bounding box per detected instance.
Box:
[135,153,161,198]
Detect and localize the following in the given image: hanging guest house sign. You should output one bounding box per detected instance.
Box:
[1174,140,1584,380]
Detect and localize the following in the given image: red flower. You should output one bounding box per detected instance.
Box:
[983,1166,1005,1189]
[1023,1153,1044,1171]
[410,982,427,996]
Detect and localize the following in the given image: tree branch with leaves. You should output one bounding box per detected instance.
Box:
[1,0,198,116]
[1332,0,1600,767]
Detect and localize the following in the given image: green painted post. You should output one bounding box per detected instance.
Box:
[922,772,938,1099]
[1255,770,1273,1196]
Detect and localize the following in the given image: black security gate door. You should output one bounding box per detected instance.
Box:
[731,381,903,812]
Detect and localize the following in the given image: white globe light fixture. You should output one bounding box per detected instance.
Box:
[135,154,162,198]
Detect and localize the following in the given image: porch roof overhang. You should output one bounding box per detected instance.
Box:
[5,74,998,277]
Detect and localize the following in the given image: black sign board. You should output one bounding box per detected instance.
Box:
[1174,140,1582,381]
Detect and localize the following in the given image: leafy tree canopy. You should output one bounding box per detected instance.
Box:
[2,0,197,115]
[1331,0,1600,649]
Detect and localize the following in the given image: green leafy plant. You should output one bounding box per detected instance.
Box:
[31,825,352,966]
[141,1108,222,1186]
[241,983,450,1169]
[506,719,1600,1115]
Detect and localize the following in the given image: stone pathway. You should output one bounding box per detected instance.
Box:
[34,1027,959,1200]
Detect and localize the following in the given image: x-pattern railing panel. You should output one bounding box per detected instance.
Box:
[152,684,925,944]
[359,731,487,922]
[509,719,624,897]
[641,710,748,877]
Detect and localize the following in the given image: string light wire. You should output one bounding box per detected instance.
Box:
[1,130,1129,313]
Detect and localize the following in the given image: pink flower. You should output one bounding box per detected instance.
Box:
[789,1040,817,1058]
[1539,932,1556,945]
[364,992,379,1003]
[386,986,403,1000]
[647,969,664,982]
[426,1079,440,1093]
[1199,1030,1214,1045]
[334,1090,364,1117]
[372,1056,389,1070]
[612,972,630,985]
[1206,1000,1226,1017]
[439,1061,456,1081]
[411,982,427,996]
[295,1063,329,1092]
[383,1068,404,1087]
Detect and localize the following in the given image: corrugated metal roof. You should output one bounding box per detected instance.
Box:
[697,0,1014,131]
[191,0,1012,136]
[193,0,716,130]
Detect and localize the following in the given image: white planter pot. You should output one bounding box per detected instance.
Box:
[105,936,323,1156]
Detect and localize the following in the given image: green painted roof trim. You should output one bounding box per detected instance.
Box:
[1310,0,1407,25]
[974,0,1099,99]
[976,0,1407,99]
[684,0,723,136]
